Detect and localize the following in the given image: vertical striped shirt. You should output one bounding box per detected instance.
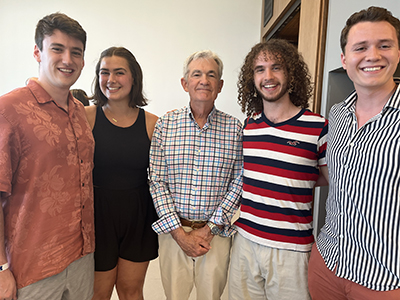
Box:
[317,79,400,291]
[235,109,328,252]
[149,105,243,237]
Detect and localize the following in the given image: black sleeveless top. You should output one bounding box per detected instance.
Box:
[93,106,150,190]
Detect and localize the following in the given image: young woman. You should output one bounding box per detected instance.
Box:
[85,47,158,300]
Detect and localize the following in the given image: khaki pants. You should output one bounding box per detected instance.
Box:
[17,253,94,300]
[159,227,232,300]
[229,233,311,300]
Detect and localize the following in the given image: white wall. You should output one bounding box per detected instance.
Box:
[0,0,262,120]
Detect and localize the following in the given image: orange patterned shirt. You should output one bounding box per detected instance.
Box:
[0,79,95,289]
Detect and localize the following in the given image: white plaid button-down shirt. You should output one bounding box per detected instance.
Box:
[149,105,243,237]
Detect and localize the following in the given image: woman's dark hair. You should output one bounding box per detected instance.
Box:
[71,89,89,106]
[92,47,148,107]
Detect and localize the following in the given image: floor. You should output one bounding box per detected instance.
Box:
[110,257,229,299]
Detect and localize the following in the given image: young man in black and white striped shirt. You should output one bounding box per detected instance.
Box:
[309,6,400,300]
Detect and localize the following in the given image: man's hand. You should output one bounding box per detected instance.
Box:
[190,224,214,244]
[171,227,211,257]
[0,269,17,300]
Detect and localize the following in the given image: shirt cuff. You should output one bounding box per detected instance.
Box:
[151,212,182,235]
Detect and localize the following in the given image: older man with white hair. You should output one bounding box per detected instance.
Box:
[149,50,243,300]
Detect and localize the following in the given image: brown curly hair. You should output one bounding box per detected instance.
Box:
[238,39,313,116]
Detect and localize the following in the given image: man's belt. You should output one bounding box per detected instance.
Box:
[180,218,207,229]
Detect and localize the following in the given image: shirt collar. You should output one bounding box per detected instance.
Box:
[342,78,400,112]
[187,104,217,129]
[384,78,400,110]
[27,78,77,112]
[27,78,53,104]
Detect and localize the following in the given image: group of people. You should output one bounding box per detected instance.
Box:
[0,5,399,300]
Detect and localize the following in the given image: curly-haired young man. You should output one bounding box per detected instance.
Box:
[228,39,328,300]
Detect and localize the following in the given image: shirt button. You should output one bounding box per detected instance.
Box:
[340,235,344,238]
[350,142,354,147]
